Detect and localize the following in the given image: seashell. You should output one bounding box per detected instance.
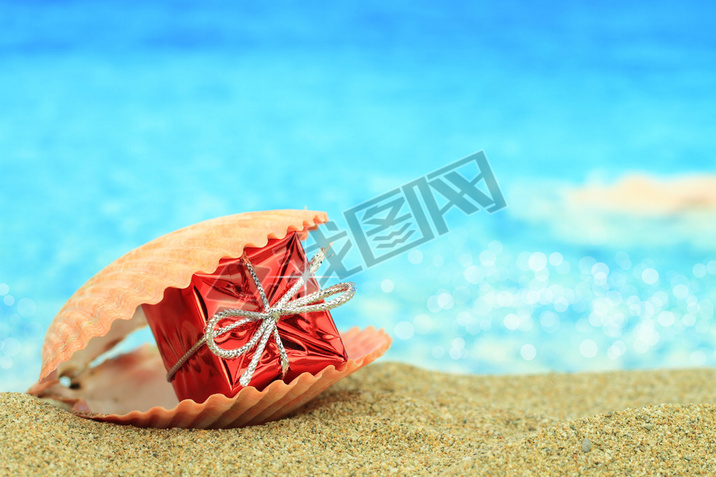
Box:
[28,210,392,428]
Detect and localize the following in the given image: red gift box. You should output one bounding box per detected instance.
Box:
[142,232,349,403]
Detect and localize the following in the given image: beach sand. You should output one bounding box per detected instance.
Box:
[2,362,715,475]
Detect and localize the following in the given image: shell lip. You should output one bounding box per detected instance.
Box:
[77,326,392,423]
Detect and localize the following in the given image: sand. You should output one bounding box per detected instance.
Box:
[2,362,715,476]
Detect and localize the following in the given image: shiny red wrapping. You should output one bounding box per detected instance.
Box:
[142,232,348,403]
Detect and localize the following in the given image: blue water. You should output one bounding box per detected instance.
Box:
[1,0,715,391]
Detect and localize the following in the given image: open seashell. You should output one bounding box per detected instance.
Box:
[27,210,392,428]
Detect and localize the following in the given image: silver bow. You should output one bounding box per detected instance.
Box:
[166,247,356,387]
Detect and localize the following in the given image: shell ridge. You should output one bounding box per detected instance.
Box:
[257,369,333,424]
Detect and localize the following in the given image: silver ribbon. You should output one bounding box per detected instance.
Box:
[166,247,356,387]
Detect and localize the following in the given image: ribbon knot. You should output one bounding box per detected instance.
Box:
[166,247,356,387]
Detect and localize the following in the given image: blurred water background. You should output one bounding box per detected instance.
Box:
[1,0,715,391]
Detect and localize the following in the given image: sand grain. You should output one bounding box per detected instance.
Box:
[2,363,715,476]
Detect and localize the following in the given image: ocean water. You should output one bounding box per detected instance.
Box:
[1,0,715,392]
